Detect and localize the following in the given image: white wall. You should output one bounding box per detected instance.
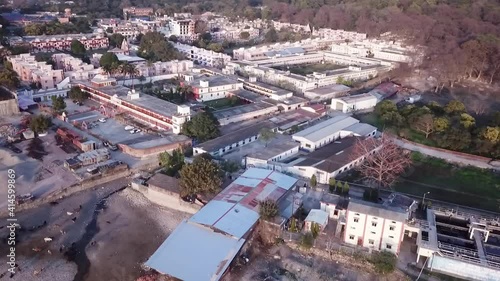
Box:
[320,202,337,219]
[344,210,367,247]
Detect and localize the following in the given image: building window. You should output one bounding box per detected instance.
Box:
[389,226,395,231]
[372,222,377,227]
[368,239,374,245]
[386,244,392,249]
[354,218,359,223]
[349,235,354,240]
[371,231,375,234]
[389,235,394,239]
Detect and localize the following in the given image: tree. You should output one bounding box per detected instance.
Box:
[29,115,51,134]
[179,156,221,197]
[99,52,120,68]
[444,100,466,114]
[194,20,208,34]
[375,100,397,116]
[67,86,89,103]
[336,181,343,193]
[159,148,185,174]
[51,96,66,113]
[259,127,276,147]
[240,31,250,40]
[264,28,278,43]
[70,39,86,57]
[138,32,183,62]
[0,69,20,90]
[434,127,472,151]
[105,27,113,33]
[480,126,500,144]
[380,111,405,127]
[120,62,139,86]
[433,117,450,133]
[310,174,317,187]
[350,135,412,189]
[328,178,336,193]
[168,35,178,42]
[311,222,320,238]
[343,182,350,195]
[300,233,314,249]
[371,251,397,274]
[109,33,124,48]
[259,199,279,220]
[182,111,220,142]
[460,113,476,129]
[289,217,298,232]
[411,113,434,138]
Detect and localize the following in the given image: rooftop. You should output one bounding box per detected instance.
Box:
[197,120,275,152]
[293,115,359,142]
[305,84,351,95]
[189,168,298,239]
[305,209,329,225]
[190,75,239,88]
[295,136,363,173]
[145,220,245,281]
[348,199,408,222]
[336,93,377,104]
[237,134,299,161]
[231,89,263,102]
[343,123,377,136]
[78,82,180,118]
[146,173,179,194]
[213,102,275,120]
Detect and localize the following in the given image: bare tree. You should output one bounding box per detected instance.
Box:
[350,136,412,189]
[411,114,434,138]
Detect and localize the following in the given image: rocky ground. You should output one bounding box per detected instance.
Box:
[0,179,189,281]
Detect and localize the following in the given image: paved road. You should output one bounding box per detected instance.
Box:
[393,138,499,171]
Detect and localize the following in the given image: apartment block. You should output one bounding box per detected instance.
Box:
[24,33,109,53]
[135,60,193,77]
[169,19,195,36]
[122,7,153,19]
[51,53,98,81]
[344,200,407,255]
[172,42,231,68]
[8,54,64,90]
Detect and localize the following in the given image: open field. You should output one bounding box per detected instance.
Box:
[394,155,500,212]
[0,179,189,281]
[271,63,345,76]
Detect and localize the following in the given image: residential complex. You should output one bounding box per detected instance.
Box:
[172,42,232,68]
[19,33,109,53]
[122,7,154,19]
[8,54,64,90]
[186,75,243,102]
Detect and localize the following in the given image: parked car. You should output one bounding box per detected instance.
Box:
[124,125,134,131]
[103,141,110,147]
[109,145,118,151]
[130,129,140,134]
[98,118,107,123]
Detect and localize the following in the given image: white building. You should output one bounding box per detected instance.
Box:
[187,75,243,102]
[51,53,99,81]
[331,93,378,113]
[135,60,193,77]
[288,135,379,183]
[304,84,351,102]
[344,200,407,255]
[292,115,361,152]
[172,42,231,68]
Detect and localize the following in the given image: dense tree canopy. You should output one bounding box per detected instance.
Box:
[68,86,89,103]
[24,19,91,36]
[138,31,184,62]
[108,33,125,48]
[182,111,221,142]
[29,115,52,134]
[70,40,86,57]
[178,155,222,197]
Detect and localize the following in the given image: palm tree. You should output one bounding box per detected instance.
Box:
[120,62,139,88]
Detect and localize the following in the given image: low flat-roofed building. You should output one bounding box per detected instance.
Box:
[232,134,299,167]
[304,209,329,232]
[304,84,351,102]
[292,114,360,152]
[331,93,378,113]
[214,101,276,125]
[289,136,380,183]
[193,120,275,157]
[146,168,299,281]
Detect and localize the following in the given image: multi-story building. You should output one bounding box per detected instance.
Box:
[8,54,64,90]
[135,60,193,77]
[51,53,99,81]
[77,76,190,134]
[331,39,419,63]
[24,33,109,53]
[169,19,195,36]
[172,42,232,68]
[122,7,153,19]
[186,75,243,102]
[344,199,408,255]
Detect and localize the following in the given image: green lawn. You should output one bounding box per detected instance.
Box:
[271,63,345,76]
[393,155,500,212]
[203,97,244,110]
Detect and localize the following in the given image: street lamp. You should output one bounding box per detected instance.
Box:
[422,192,430,205]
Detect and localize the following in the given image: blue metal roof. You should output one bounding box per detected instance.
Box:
[145,220,245,281]
[305,209,329,225]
